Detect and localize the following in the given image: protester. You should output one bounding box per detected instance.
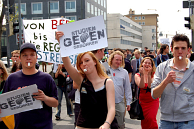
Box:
[131,50,142,99]
[108,50,132,129]
[42,61,47,72]
[1,43,58,129]
[126,49,132,60]
[144,47,148,55]
[123,50,133,82]
[156,44,169,66]
[151,34,194,128]
[56,31,115,129]
[144,49,155,59]
[135,57,159,129]
[55,64,73,120]
[0,60,9,129]
[10,50,21,73]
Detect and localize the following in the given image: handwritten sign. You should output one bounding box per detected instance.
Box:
[0,84,42,117]
[57,15,108,57]
[23,18,71,64]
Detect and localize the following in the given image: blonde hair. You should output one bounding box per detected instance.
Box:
[76,51,109,79]
[11,50,20,56]
[0,60,8,81]
[108,50,125,68]
[139,57,156,77]
[134,50,140,54]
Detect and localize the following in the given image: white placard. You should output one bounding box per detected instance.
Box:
[160,38,170,46]
[23,18,71,64]
[0,84,43,117]
[57,15,108,57]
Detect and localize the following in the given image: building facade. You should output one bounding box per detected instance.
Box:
[107,13,142,50]
[125,9,159,50]
[2,0,107,57]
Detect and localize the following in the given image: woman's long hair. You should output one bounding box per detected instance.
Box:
[0,60,8,81]
[76,51,109,79]
[139,57,156,77]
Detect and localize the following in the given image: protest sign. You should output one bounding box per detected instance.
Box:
[0,84,42,117]
[160,38,170,46]
[57,15,108,57]
[23,18,71,64]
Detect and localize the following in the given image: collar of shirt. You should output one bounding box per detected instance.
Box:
[169,58,190,71]
[110,66,122,71]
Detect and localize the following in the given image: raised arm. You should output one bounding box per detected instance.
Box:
[56,31,83,88]
[135,67,145,88]
[100,79,115,129]
[152,70,176,99]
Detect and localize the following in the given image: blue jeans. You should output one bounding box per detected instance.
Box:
[159,120,194,129]
[55,86,72,117]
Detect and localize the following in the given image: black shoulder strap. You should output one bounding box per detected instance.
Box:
[104,78,108,87]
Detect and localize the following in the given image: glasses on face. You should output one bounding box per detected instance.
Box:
[0,67,3,69]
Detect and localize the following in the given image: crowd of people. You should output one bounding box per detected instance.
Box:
[0,33,194,129]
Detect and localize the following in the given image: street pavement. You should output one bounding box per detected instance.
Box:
[41,64,161,129]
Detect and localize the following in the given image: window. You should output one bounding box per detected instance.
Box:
[142,16,145,20]
[65,1,76,13]
[49,1,59,13]
[95,0,97,2]
[152,29,156,33]
[104,0,106,7]
[139,16,141,20]
[101,10,103,15]
[98,8,100,16]
[104,12,106,20]
[135,17,137,20]
[15,3,26,15]
[152,35,156,40]
[95,7,97,16]
[152,43,156,47]
[32,17,43,20]
[142,22,145,25]
[65,16,77,21]
[98,0,100,4]
[21,3,26,15]
[87,2,90,13]
[32,2,42,14]
[50,16,60,19]
[139,22,141,25]
[101,0,103,6]
[91,4,94,14]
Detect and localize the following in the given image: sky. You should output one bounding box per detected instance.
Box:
[107,0,191,40]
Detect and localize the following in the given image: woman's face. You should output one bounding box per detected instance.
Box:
[142,59,152,71]
[80,53,96,73]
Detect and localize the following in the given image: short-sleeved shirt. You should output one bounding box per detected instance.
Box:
[3,70,58,129]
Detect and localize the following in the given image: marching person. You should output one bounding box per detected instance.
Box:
[135,57,159,129]
[152,34,194,128]
[108,50,132,129]
[1,43,58,129]
[0,60,9,129]
[56,31,116,129]
[55,64,73,120]
[10,50,21,73]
